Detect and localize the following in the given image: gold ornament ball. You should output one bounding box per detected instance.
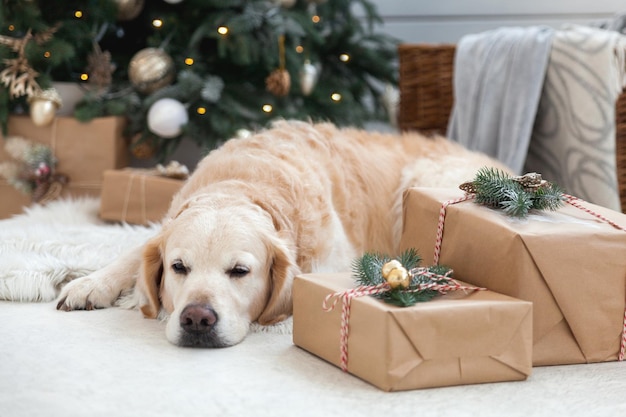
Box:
[29,89,62,127]
[128,48,175,94]
[381,260,403,279]
[385,266,410,289]
[114,0,145,21]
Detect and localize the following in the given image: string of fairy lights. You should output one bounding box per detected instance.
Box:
[0,0,378,146]
[66,5,349,117]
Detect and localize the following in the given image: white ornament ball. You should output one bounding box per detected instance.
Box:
[147,98,188,138]
[236,128,252,139]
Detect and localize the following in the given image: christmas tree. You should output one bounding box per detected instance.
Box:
[0,0,398,159]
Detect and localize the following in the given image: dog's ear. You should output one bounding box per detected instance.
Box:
[135,235,164,319]
[257,233,301,325]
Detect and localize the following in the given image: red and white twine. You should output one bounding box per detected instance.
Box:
[436,192,626,361]
[322,274,483,372]
[322,283,389,372]
[433,194,475,265]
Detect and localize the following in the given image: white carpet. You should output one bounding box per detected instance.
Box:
[1,198,626,416]
[0,198,159,303]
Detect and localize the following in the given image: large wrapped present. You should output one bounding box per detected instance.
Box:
[293,273,533,391]
[399,187,626,366]
[0,116,129,218]
[99,168,185,225]
[0,181,31,218]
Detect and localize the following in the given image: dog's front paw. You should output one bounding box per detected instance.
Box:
[56,275,118,311]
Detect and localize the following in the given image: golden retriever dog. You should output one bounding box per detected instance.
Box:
[56,121,504,348]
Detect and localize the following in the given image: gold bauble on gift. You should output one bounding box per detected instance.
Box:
[128,48,175,94]
[28,88,62,127]
[265,69,291,97]
[385,266,410,289]
[114,0,145,21]
[381,260,403,279]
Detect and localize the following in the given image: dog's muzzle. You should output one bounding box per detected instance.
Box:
[178,303,225,348]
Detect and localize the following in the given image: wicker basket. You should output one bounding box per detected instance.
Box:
[399,43,626,212]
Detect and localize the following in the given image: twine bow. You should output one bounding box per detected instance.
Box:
[322,268,483,372]
[437,183,626,361]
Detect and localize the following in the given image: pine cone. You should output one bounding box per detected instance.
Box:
[265,69,291,97]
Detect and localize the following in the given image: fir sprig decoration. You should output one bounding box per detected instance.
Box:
[352,248,453,307]
[463,167,565,218]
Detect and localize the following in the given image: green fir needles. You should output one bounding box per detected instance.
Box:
[352,248,454,307]
[462,167,565,218]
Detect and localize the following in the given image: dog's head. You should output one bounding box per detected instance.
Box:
[135,192,300,348]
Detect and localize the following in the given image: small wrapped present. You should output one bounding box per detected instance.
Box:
[293,272,533,391]
[0,115,129,218]
[99,167,185,225]
[399,186,626,366]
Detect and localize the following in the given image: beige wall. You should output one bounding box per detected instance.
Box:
[369,0,625,43]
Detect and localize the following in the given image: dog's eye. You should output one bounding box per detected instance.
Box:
[172,260,189,275]
[228,265,249,278]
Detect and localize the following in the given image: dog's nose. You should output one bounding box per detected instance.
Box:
[179,304,218,333]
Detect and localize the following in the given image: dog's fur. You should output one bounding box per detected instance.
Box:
[57,121,505,347]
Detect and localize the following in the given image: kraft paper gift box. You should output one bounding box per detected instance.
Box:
[99,169,184,225]
[399,187,626,366]
[293,273,533,392]
[0,115,129,219]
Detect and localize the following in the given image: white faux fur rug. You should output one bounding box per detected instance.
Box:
[0,197,292,334]
[0,197,160,302]
[2,198,626,416]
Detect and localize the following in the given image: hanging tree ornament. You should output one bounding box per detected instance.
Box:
[128,47,175,94]
[147,98,188,138]
[0,25,59,99]
[114,0,145,21]
[266,35,291,97]
[28,88,62,127]
[299,59,319,96]
[86,42,116,91]
[381,83,400,127]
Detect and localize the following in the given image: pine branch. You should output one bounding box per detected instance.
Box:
[532,183,566,211]
[397,247,421,271]
[352,252,388,287]
[467,167,565,217]
[352,249,454,307]
[500,188,533,217]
